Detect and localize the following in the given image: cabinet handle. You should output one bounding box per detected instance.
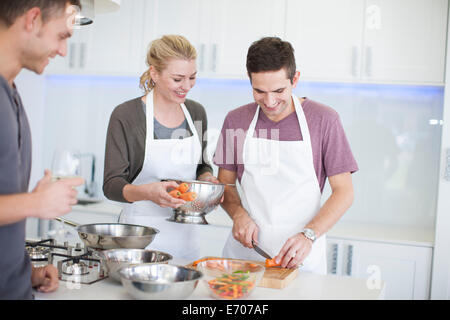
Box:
[211,43,217,73]
[351,46,358,77]
[331,243,338,274]
[346,245,353,276]
[199,43,205,73]
[365,46,372,77]
[79,42,86,69]
[69,43,77,69]
[445,148,450,181]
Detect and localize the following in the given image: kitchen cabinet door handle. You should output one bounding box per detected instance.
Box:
[331,243,338,274]
[199,43,205,73]
[346,245,353,276]
[445,148,450,181]
[365,46,372,77]
[79,42,86,69]
[211,43,217,73]
[69,42,76,69]
[351,46,358,77]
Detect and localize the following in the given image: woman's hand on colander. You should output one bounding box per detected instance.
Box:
[198,172,225,204]
[197,172,224,204]
[232,208,259,249]
[140,181,186,208]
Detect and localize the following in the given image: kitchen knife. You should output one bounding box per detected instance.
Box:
[252,240,272,260]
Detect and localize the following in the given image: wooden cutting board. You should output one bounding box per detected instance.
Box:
[186,256,298,289]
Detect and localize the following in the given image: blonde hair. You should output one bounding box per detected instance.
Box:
[140,35,197,94]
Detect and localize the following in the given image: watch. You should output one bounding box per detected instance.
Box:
[301,228,316,242]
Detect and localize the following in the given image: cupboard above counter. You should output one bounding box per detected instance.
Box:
[44,0,448,86]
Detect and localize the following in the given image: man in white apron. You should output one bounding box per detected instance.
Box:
[214,37,358,275]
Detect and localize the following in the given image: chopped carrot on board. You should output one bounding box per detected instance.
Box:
[265,258,281,268]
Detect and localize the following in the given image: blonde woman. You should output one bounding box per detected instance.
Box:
[103,35,217,260]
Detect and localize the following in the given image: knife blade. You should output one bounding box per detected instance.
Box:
[252,240,272,260]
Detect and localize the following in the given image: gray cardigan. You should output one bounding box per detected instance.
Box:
[103,97,213,203]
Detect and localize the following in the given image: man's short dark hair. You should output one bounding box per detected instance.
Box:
[0,0,81,27]
[246,37,297,83]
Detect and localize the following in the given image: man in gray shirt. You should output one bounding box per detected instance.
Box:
[0,0,83,299]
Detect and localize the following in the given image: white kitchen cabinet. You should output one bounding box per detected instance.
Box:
[143,0,285,79]
[45,0,146,76]
[141,0,211,74]
[285,0,366,82]
[361,0,447,84]
[285,0,448,85]
[327,237,433,299]
[205,0,285,78]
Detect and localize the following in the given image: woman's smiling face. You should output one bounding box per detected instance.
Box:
[151,58,197,104]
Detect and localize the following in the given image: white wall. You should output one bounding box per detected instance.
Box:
[16,74,444,231]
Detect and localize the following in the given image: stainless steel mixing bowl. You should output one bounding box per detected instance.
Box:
[119,264,203,300]
[163,179,232,224]
[98,249,173,282]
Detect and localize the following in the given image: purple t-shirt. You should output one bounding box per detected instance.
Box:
[213,98,358,192]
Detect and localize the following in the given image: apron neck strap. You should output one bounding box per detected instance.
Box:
[145,90,199,141]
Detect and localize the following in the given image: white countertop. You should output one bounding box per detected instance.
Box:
[34,259,385,300]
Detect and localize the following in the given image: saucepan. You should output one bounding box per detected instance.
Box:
[54,217,159,250]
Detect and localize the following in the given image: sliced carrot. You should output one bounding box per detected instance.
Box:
[265,258,281,268]
[192,257,218,267]
[177,182,190,194]
[179,191,197,202]
[168,189,181,198]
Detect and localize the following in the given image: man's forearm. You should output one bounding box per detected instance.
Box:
[220,187,247,221]
[0,193,40,225]
[305,185,354,239]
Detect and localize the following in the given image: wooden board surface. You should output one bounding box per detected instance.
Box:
[187,257,298,290]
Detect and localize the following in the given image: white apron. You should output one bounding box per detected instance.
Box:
[222,94,327,275]
[119,90,202,260]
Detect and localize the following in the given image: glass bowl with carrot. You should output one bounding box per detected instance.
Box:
[196,259,265,300]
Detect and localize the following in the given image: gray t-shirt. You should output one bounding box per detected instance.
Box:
[0,76,33,299]
[142,100,190,139]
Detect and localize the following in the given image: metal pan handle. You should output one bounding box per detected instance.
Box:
[54,216,80,228]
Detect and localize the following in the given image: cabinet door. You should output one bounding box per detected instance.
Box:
[347,240,432,299]
[45,0,145,76]
[86,0,145,76]
[141,0,210,73]
[362,0,447,84]
[207,0,286,78]
[44,27,93,74]
[285,0,365,82]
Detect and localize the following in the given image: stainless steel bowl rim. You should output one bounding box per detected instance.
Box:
[118,263,203,283]
[76,223,160,236]
[100,249,173,261]
[161,178,234,187]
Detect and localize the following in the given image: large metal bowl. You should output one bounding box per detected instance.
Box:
[163,179,230,224]
[55,217,160,250]
[77,223,160,250]
[98,249,173,282]
[119,264,203,300]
